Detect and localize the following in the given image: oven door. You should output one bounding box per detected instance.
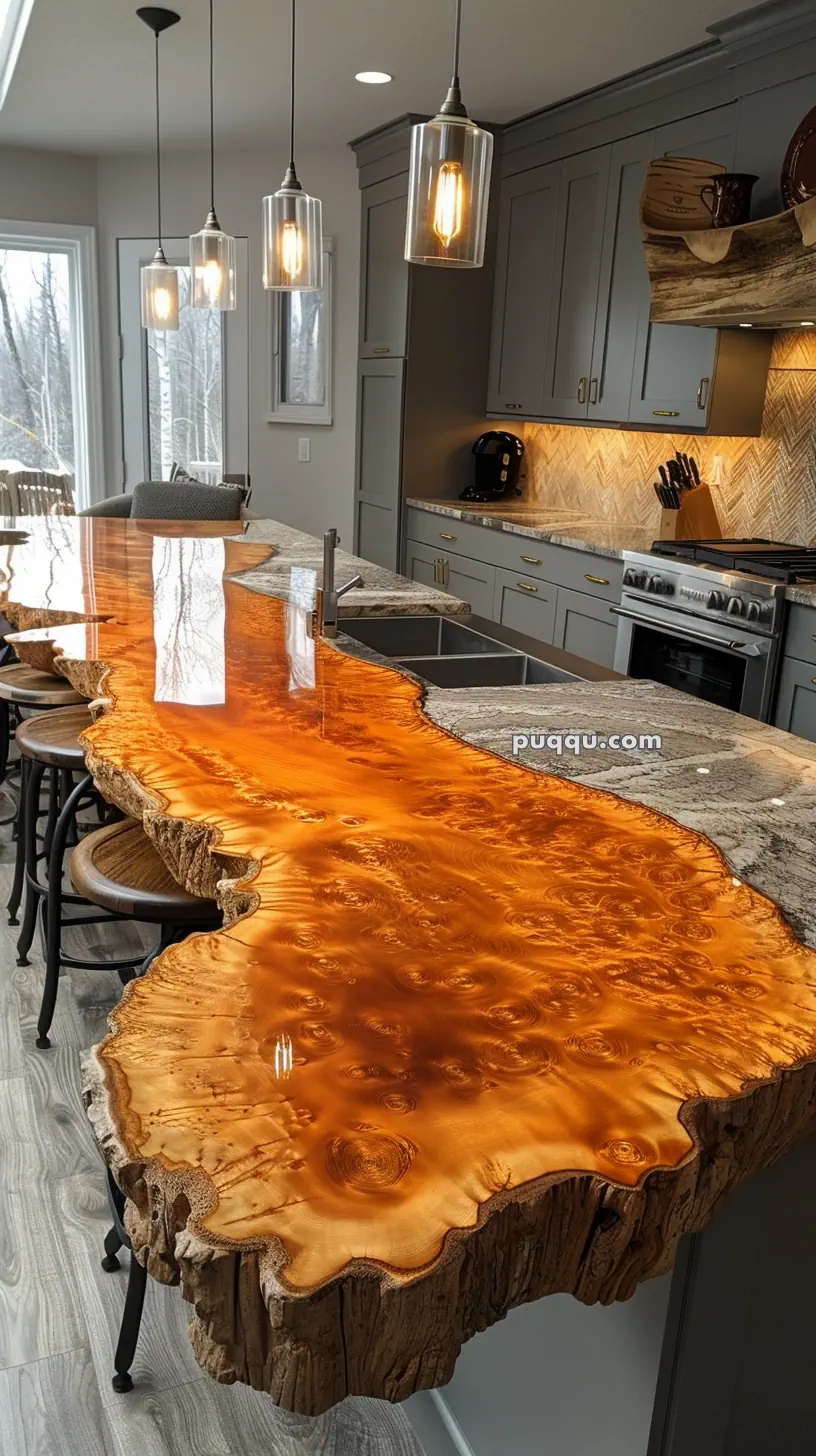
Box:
[613,599,778,720]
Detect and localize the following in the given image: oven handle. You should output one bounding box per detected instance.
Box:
[610,605,770,656]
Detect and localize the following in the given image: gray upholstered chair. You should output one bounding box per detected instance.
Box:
[80,481,244,522]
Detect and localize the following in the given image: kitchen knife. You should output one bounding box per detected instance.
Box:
[675,453,692,489]
[689,456,701,486]
[658,463,671,496]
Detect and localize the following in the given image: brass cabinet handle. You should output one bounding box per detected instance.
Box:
[439,532,457,542]
[520,555,542,565]
[584,573,610,586]
[697,376,711,411]
[653,409,680,417]
[589,378,598,405]
[577,377,588,405]
[433,557,445,585]
[373,346,390,355]
[443,559,450,588]
[504,401,523,411]
[517,581,539,594]
[812,677,816,685]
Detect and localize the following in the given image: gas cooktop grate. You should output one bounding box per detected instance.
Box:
[649,538,816,583]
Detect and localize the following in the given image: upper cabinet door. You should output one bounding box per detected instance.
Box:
[542,145,611,420]
[629,105,739,429]
[588,133,655,423]
[486,162,562,418]
[359,173,410,359]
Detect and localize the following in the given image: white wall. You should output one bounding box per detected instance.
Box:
[0,144,98,227]
[96,146,360,539]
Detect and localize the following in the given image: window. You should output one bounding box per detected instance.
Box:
[0,219,103,510]
[147,265,224,483]
[268,236,333,425]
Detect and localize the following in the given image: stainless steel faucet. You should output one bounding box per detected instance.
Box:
[318,529,362,638]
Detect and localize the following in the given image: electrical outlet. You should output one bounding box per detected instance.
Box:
[298,437,311,463]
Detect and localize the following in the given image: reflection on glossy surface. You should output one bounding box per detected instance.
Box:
[5,517,816,1294]
[153,536,227,706]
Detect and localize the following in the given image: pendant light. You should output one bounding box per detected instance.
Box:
[262,0,323,291]
[138,7,181,330]
[405,0,493,268]
[190,0,236,310]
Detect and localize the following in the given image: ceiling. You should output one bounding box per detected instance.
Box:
[1,0,752,155]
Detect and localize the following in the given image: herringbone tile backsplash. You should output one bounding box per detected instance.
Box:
[522,332,816,544]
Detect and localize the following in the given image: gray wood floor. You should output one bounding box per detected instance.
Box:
[0,785,425,1456]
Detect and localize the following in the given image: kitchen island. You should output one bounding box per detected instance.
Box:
[5,515,816,1450]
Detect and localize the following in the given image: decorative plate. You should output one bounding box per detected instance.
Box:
[782,106,816,209]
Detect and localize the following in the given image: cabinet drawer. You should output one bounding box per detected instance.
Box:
[773,656,816,744]
[553,586,618,669]
[404,539,496,618]
[784,604,816,666]
[404,507,505,564]
[493,569,557,644]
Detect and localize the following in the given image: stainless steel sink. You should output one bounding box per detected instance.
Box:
[342,616,515,658]
[340,614,598,689]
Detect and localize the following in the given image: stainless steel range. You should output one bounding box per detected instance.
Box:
[612,539,802,720]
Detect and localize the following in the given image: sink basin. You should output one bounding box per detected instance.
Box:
[342,616,514,658]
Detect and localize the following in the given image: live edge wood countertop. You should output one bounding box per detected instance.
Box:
[4,514,816,1417]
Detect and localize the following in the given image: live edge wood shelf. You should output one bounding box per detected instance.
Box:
[644,195,816,328]
[5,517,816,1416]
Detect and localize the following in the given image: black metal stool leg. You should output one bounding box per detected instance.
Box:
[112,1252,147,1394]
[102,1224,123,1273]
[7,755,27,925]
[0,698,9,785]
[17,759,45,965]
[37,772,92,1049]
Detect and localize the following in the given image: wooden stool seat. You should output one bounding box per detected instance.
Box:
[70,820,219,924]
[15,706,93,769]
[0,662,85,706]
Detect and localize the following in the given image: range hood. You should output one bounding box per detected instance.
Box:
[643,196,816,330]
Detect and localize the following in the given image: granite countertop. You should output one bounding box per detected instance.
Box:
[406,498,656,559]
[419,675,816,947]
[239,518,469,617]
[787,583,816,608]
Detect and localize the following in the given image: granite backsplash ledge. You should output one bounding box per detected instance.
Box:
[520,331,816,546]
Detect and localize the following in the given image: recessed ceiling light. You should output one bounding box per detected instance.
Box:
[355,70,393,85]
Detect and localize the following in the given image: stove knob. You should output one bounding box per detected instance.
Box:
[646,575,664,594]
[745,600,762,622]
[727,595,745,617]
[623,567,642,588]
[706,590,725,610]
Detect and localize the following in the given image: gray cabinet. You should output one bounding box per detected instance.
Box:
[553,586,618,668]
[588,132,654,424]
[773,657,816,743]
[354,358,405,570]
[543,145,611,420]
[359,174,409,358]
[487,163,561,418]
[404,539,497,617]
[628,106,737,431]
[493,568,557,642]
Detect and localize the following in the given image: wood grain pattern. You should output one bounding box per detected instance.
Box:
[6,516,816,1414]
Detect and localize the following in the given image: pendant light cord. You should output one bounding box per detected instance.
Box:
[209,0,215,210]
[452,0,462,86]
[154,31,163,247]
[289,0,296,171]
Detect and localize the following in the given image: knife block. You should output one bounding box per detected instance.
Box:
[657,484,723,541]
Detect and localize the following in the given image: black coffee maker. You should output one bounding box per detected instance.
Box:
[460,431,525,503]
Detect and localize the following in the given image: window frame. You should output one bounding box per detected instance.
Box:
[267,235,333,427]
[0,217,104,511]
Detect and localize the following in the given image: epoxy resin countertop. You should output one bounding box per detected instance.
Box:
[5,514,816,1416]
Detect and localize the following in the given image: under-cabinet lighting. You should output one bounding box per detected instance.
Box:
[0,0,34,110]
[800,321,815,327]
[739,323,753,329]
[770,797,786,806]
[355,70,393,84]
[696,766,711,775]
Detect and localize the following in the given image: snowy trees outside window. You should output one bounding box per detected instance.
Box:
[0,248,75,479]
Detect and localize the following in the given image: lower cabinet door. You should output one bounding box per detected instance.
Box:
[773,656,816,743]
[404,539,496,617]
[493,568,557,644]
[553,586,618,668]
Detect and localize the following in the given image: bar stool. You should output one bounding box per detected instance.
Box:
[2,665,88,922]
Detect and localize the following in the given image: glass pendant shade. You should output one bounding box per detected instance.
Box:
[141,247,180,330]
[263,182,323,291]
[405,113,493,267]
[190,212,236,309]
